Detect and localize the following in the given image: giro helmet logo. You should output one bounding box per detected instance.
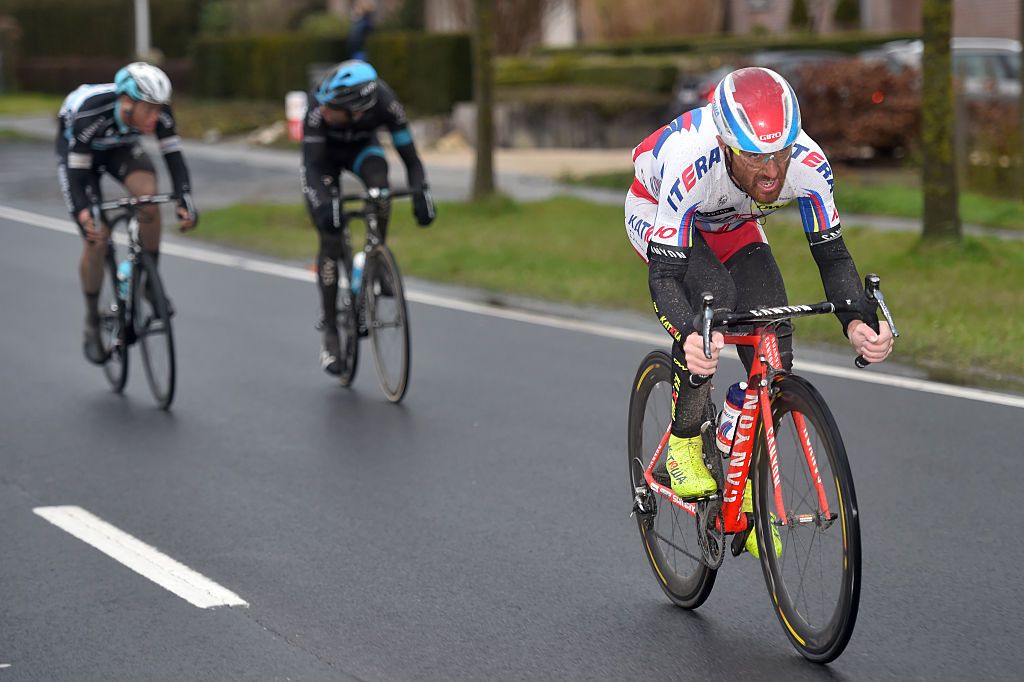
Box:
[759,130,782,142]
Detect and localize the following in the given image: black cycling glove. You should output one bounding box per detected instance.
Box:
[412,185,435,227]
[178,191,199,228]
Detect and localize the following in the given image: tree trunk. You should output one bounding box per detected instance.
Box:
[1018,0,1024,197]
[472,0,496,199]
[921,0,961,240]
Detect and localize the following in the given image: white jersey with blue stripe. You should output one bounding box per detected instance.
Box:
[631,103,840,252]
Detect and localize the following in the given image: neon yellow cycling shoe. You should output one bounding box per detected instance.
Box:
[742,480,782,559]
[665,434,717,499]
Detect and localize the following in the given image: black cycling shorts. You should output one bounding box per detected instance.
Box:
[56,133,156,235]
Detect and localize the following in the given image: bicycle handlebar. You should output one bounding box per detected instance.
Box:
[339,187,418,203]
[99,194,177,211]
[688,273,899,385]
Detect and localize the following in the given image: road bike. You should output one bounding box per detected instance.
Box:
[328,187,413,403]
[627,275,898,663]
[95,194,177,410]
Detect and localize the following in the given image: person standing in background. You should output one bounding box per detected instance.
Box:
[347,0,377,62]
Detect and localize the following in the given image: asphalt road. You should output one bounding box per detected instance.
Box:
[2,137,1023,680]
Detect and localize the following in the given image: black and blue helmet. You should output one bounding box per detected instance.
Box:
[315,60,379,112]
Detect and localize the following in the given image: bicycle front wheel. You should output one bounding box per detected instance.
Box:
[752,375,860,663]
[99,244,128,393]
[133,252,176,409]
[627,350,716,609]
[365,245,410,403]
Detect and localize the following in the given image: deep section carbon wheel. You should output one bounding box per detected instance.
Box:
[753,375,861,663]
[627,350,717,609]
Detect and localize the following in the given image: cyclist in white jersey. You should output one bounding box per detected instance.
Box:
[625,67,893,557]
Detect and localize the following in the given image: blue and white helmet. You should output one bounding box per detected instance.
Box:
[711,67,801,154]
[315,60,378,112]
[114,62,172,105]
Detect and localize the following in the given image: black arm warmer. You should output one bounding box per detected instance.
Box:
[807,227,874,335]
[68,167,99,216]
[395,142,426,189]
[163,150,191,196]
[647,242,694,343]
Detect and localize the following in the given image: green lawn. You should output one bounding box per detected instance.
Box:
[0,92,63,115]
[0,92,282,140]
[562,170,1024,231]
[191,196,1024,389]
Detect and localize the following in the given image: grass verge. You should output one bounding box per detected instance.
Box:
[191,195,1024,390]
[0,92,63,115]
[0,92,282,140]
[562,170,1024,231]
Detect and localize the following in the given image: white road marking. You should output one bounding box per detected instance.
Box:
[4,203,1023,410]
[33,506,248,609]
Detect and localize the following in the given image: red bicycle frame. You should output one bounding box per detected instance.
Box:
[642,325,832,534]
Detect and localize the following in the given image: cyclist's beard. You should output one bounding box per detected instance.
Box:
[725,151,785,204]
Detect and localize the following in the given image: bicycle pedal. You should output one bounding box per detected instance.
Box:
[730,514,754,557]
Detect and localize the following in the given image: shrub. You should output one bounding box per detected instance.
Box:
[960,100,1021,197]
[191,30,471,115]
[795,58,920,160]
[497,56,679,94]
[533,31,920,58]
[0,0,201,58]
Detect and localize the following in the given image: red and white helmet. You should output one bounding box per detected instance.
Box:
[711,67,801,153]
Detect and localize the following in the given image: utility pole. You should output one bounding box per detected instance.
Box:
[134,0,151,60]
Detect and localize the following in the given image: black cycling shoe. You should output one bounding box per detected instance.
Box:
[83,324,108,365]
[320,327,342,376]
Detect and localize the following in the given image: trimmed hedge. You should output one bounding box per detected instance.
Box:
[370,32,472,115]
[192,30,471,115]
[192,33,345,100]
[497,55,678,94]
[534,31,921,58]
[0,0,201,59]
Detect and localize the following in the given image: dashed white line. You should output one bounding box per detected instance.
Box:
[33,506,248,609]
[3,203,1023,410]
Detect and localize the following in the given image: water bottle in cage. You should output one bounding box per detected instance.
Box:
[716,381,747,455]
[116,259,132,300]
[351,251,365,294]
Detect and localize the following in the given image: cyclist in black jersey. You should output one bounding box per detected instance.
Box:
[56,62,198,365]
[301,59,435,375]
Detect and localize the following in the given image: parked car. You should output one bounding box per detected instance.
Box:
[859,37,1021,100]
[668,64,732,115]
[668,50,845,117]
[748,49,846,88]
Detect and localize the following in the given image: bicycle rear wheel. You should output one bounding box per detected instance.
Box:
[99,244,128,393]
[133,252,176,409]
[627,350,717,609]
[336,287,360,387]
[365,245,410,402]
[752,375,860,663]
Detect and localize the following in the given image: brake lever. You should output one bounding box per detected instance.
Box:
[688,292,715,387]
[854,274,899,368]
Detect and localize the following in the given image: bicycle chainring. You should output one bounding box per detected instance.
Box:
[695,498,726,569]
